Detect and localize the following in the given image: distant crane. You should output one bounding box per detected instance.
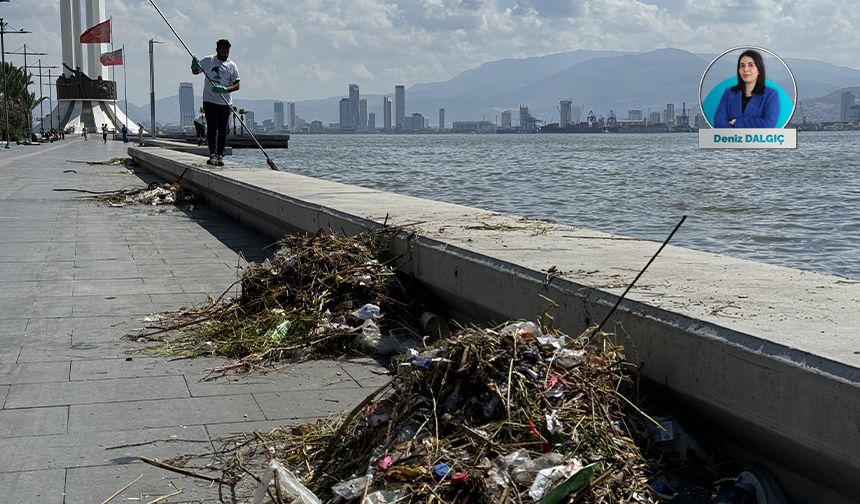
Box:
[586,110,596,127]
[607,110,617,125]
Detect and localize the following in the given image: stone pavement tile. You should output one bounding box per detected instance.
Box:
[0,426,209,473]
[37,260,76,281]
[140,278,186,294]
[72,278,145,296]
[254,387,368,422]
[0,262,43,281]
[166,263,237,278]
[0,318,27,335]
[0,281,39,299]
[72,314,142,334]
[17,340,128,364]
[137,263,176,278]
[340,358,393,389]
[70,357,224,382]
[0,361,70,385]
[23,317,74,339]
[73,246,134,262]
[65,463,219,504]
[148,293,199,311]
[6,375,188,409]
[31,297,74,318]
[179,279,241,298]
[204,419,292,439]
[186,360,360,398]
[70,294,154,317]
[33,280,75,297]
[0,347,21,365]
[0,406,68,437]
[68,395,265,433]
[0,297,34,320]
[0,469,65,504]
[0,385,9,407]
[72,260,141,280]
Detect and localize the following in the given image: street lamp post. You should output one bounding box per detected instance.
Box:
[1,18,32,147]
[149,39,163,138]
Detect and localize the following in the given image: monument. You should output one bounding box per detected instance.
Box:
[41,0,140,134]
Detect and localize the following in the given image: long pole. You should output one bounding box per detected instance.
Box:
[22,44,29,137]
[110,16,116,131]
[149,38,156,137]
[48,69,53,132]
[38,59,43,134]
[122,44,127,129]
[1,18,9,148]
[146,0,279,170]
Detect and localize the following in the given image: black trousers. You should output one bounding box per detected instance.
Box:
[203,101,230,156]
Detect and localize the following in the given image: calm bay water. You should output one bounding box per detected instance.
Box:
[232,132,860,279]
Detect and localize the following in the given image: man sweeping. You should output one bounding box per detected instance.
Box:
[191,39,240,166]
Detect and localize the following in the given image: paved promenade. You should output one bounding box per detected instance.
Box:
[0,139,387,502]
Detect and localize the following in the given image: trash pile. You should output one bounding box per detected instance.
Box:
[139,230,422,369]
[175,324,655,503]
[85,181,194,207]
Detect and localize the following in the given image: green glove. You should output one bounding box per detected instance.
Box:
[191,56,201,72]
[211,84,228,94]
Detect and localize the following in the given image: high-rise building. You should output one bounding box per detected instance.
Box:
[850,104,860,123]
[368,112,376,130]
[395,85,405,128]
[359,98,367,131]
[559,100,572,126]
[178,82,194,129]
[438,108,445,129]
[274,101,285,131]
[383,97,392,130]
[664,104,675,127]
[649,111,661,125]
[349,84,360,130]
[287,102,296,130]
[519,106,530,127]
[628,109,643,121]
[244,110,255,129]
[841,92,855,122]
[339,98,351,131]
[501,110,512,128]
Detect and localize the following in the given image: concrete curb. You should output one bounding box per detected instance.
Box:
[129,145,860,503]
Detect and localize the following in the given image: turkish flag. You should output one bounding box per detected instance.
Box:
[100,48,123,66]
[80,19,111,44]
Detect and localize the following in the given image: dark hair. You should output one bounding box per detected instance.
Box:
[216,39,231,49]
[732,49,766,95]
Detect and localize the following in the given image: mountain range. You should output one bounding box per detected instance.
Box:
[120,48,860,126]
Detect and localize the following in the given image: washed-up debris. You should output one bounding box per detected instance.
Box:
[136,230,430,370]
[67,157,138,167]
[145,322,663,503]
[54,181,195,207]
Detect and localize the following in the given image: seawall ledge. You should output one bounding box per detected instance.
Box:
[129,145,860,502]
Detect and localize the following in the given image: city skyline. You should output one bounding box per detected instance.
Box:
[4,1,860,107]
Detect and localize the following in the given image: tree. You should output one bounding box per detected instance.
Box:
[231,105,237,135]
[238,108,245,135]
[0,62,45,141]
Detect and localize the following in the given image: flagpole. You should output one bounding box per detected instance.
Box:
[122,44,128,129]
[110,15,116,131]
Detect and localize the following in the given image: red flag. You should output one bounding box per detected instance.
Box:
[80,19,111,44]
[99,48,123,66]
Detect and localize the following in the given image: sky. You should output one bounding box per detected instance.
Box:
[3,0,860,106]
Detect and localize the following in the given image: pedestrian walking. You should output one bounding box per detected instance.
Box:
[193,114,206,146]
[121,125,129,144]
[82,125,88,141]
[191,38,240,166]
[101,124,108,143]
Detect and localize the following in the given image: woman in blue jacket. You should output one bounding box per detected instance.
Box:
[714,49,779,128]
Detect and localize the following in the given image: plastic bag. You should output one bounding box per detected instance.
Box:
[252,459,320,504]
[352,303,381,320]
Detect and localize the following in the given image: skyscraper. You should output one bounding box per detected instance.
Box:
[368,112,376,130]
[649,112,661,125]
[559,100,572,126]
[395,85,405,128]
[287,102,296,130]
[178,82,194,129]
[359,98,367,131]
[339,98,351,130]
[383,97,392,130]
[274,101,285,131]
[664,103,675,127]
[349,84,360,130]
[439,108,445,129]
[245,110,255,129]
[501,110,512,128]
[841,92,855,122]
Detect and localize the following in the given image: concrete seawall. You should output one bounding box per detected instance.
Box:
[129,145,860,503]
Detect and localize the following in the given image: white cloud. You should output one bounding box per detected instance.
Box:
[1,0,857,106]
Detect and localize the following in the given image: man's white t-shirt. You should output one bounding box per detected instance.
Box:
[200,55,240,106]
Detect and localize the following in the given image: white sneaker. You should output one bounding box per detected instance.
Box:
[206,154,217,165]
[216,155,224,166]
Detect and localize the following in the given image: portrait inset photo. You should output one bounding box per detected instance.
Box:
[700,47,796,129]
